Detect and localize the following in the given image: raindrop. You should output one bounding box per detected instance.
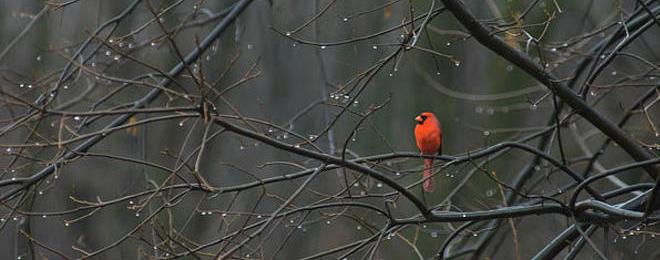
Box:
[113,55,120,61]
[36,56,41,61]
[151,42,157,46]
[5,148,11,153]
[64,222,70,227]
[222,213,228,217]
[178,121,184,127]
[27,84,33,88]
[135,213,140,217]
[436,72,441,76]
[486,189,494,197]
[461,214,467,218]
[431,232,438,238]
[326,220,331,224]
[285,32,291,36]
[395,172,401,176]
[622,236,627,240]
[73,116,81,121]
[343,17,349,22]
[599,54,606,59]
[550,47,557,52]
[372,45,378,50]
[376,183,383,188]
[63,85,69,89]
[356,225,362,230]
[473,233,478,237]
[309,134,317,140]
[19,84,24,88]
[38,191,43,195]
[530,103,538,110]
[506,65,514,72]
[320,45,327,49]
[445,42,451,46]
[239,146,245,150]
[42,215,46,218]
[611,71,617,76]
[453,60,461,67]
[128,43,134,49]
[294,144,300,148]
[105,50,111,56]
[389,73,393,77]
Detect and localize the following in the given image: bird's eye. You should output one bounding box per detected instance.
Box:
[421,115,427,120]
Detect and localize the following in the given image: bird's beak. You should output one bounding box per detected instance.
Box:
[415,115,423,123]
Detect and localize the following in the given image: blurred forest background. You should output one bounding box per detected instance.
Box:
[0,0,658,259]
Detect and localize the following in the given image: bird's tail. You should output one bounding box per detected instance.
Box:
[423,159,435,192]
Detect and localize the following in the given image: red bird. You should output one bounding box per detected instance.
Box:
[414,112,442,192]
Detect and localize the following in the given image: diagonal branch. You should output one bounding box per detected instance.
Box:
[0,0,256,202]
[439,0,660,180]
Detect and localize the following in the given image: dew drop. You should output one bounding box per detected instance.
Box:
[453,60,461,67]
[320,45,327,49]
[486,189,494,197]
[105,50,111,56]
[611,71,617,76]
[285,32,291,36]
[376,183,383,188]
[73,116,81,121]
[343,17,349,22]
[36,56,41,61]
[372,45,378,50]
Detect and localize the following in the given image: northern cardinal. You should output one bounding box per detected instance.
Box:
[414,112,442,192]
